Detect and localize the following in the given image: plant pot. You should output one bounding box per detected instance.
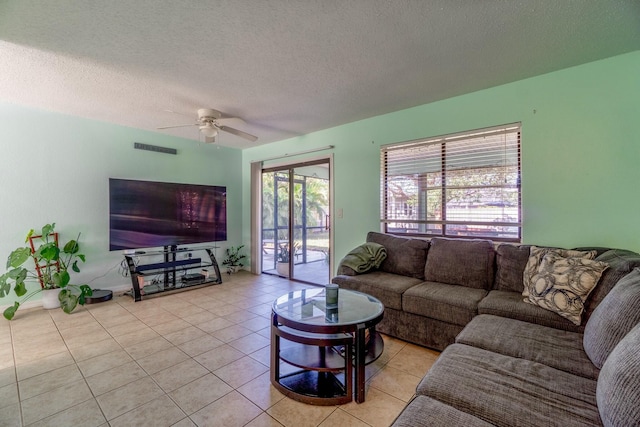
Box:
[226,266,239,274]
[276,262,289,277]
[42,288,62,310]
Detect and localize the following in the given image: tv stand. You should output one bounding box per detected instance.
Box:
[123,245,222,301]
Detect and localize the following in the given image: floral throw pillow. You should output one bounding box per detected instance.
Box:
[522,246,597,298]
[525,251,609,325]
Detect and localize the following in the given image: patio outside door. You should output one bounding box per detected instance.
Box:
[261,160,330,285]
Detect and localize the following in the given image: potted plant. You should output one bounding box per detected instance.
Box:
[276,242,300,277]
[222,245,247,274]
[0,223,92,320]
[319,249,330,266]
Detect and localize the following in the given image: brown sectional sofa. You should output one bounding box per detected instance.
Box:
[332,232,640,426]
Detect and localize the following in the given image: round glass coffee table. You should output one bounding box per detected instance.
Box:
[270,288,384,405]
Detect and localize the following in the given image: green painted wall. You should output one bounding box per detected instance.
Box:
[1,50,637,309]
[0,102,243,308]
[243,51,640,271]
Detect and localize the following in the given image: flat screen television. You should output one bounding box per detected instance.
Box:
[109,178,227,251]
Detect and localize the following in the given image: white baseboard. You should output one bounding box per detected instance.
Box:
[0,284,133,311]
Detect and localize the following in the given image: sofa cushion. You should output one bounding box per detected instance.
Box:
[573,247,615,257]
[597,322,640,427]
[392,395,495,427]
[424,238,495,289]
[523,246,597,298]
[584,249,640,323]
[456,314,599,379]
[525,251,609,325]
[584,268,640,369]
[403,282,488,326]
[332,271,422,310]
[366,232,429,279]
[378,307,465,351]
[494,244,531,292]
[478,290,582,332]
[417,343,601,427]
[336,264,357,276]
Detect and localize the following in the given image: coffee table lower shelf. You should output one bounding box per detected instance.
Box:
[271,328,384,405]
[277,370,349,404]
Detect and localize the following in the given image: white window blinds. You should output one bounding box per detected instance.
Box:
[381,124,521,242]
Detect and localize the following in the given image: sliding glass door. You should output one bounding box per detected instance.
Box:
[261,170,291,277]
[261,160,330,285]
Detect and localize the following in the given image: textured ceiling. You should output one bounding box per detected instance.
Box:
[1,1,639,149]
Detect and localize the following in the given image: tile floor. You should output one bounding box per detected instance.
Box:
[0,272,439,427]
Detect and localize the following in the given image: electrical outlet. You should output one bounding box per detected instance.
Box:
[337,208,343,219]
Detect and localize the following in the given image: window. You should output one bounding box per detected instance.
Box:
[381,124,521,242]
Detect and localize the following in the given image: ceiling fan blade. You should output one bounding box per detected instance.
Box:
[157,123,198,130]
[163,109,192,117]
[219,125,258,142]
[202,108,237,120]
[216,117,246,126]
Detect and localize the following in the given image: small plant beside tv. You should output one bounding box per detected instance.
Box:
[0,223,92,320]
[222,245,247,274]
[276,242,300,277]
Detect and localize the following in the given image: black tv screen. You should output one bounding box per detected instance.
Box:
[109,178,227,251]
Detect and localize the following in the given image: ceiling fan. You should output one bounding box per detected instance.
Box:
[158,108,258,143]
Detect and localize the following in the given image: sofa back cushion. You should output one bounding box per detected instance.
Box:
[597,322,640,427]
[366,232,429,279]
[494,244,531,292]
[584,249,640,322]
[424,238,495,289]
[494,244,607,294]
[584,268,640,369]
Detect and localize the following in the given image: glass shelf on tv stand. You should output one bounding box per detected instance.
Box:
[122,244,223,302]
[126,244,220,257]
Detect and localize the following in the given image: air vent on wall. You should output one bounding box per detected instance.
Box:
[134,142,177,155]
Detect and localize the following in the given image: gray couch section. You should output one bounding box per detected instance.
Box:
[583,267,640,369]
[403,282,487,326]
[596,323,640,427]
[377,307,465,353]
[583,250,640,324]
[332,232,640,426]
[392,395,495,427]
[424,237,495,289]
[415,344,601,427]
[331,271,422,311]
[456,314,599,380]
[367,231,429,279]
[334,234,630,349]
[477,290,583,332]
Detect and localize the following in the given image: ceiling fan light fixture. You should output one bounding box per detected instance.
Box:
[159,108,256,143]
[199,123,218,138]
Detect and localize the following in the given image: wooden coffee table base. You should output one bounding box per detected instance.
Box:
[270,320,384,405]
[270,289,385,405]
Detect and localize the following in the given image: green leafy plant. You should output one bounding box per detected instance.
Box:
[277,242,300,263]
[0,223,92,320]
[221,245,247,274]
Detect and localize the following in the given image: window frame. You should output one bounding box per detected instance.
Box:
[380,123,522,242]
